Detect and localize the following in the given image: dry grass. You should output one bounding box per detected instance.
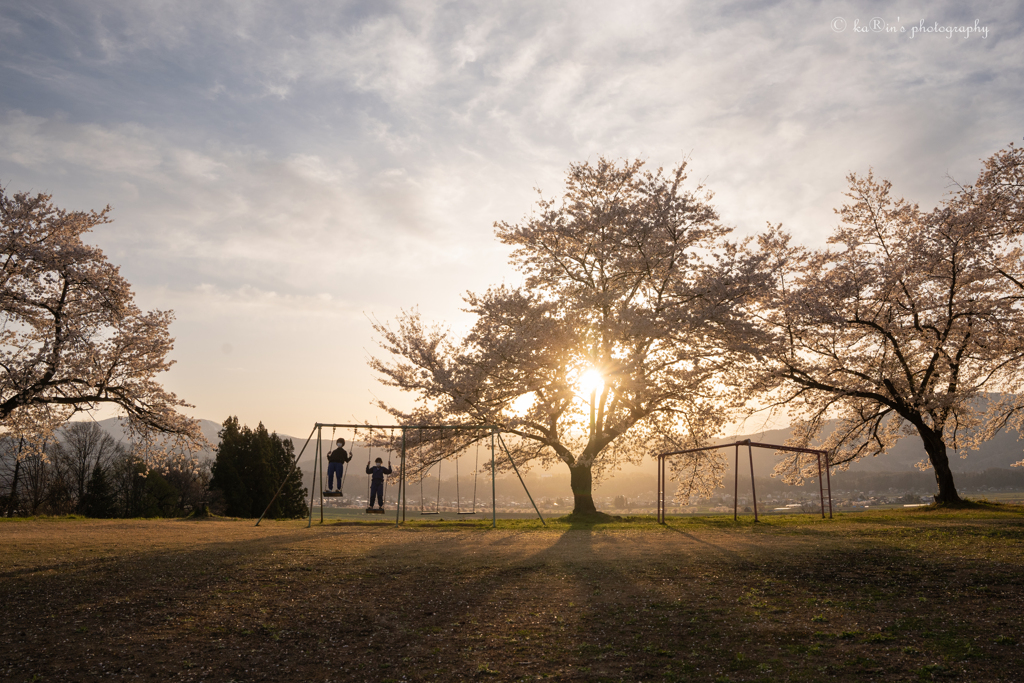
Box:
[2,508,1023,682]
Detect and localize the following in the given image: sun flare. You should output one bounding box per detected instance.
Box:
[577,368,604,396]
[510,392,535,415]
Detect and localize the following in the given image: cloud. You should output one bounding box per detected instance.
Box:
[0,108,514,317]
[148,282,355,320]
[3,1,1021,297]
[0,112,163,174]
[1,0,1022,432]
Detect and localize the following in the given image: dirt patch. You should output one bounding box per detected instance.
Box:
[2,513,1023,682]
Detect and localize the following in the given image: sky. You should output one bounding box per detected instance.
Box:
[1,1,1022,439]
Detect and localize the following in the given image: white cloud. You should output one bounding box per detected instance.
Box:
[149,282,354,319]
[1,0,1021,433]
[0,112,163,174]
[0,108,515,320]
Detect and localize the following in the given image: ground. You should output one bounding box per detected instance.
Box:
[2,509,1023,682]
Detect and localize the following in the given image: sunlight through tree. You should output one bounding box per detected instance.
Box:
[371,158,768,515]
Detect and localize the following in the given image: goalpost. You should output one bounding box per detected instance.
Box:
[256,423,545,528]
[656,439,833,523]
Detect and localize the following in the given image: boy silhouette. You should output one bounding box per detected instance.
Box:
[325,438,351,495]
[366,456,393,510]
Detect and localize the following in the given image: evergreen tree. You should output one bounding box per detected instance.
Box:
[82,463,117,518]
[209,416,307,518]
[114,455,149,517]
[141,471,181,517]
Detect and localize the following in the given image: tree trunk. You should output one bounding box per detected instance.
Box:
[569,464,598,515]
[921,429,962,505]
[6,456,20,517]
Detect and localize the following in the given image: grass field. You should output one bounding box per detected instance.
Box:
[2,507,1023,682]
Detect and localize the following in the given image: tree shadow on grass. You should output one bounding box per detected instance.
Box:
[550,511,622,527]
[9,515,1023,682]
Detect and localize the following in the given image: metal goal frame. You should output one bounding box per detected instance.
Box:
[656,439,833,523]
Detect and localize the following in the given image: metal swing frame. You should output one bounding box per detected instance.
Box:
[256,422,545,527]
[415,434,481,515]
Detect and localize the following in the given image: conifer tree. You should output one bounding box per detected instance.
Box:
[82,462,117,518]
[209,417,307,518]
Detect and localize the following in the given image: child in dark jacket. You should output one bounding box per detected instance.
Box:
[326,438,352,495]
[366,457,393,510]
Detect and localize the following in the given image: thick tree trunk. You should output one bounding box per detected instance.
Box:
[569,464,598,515]
[921,429,962,505]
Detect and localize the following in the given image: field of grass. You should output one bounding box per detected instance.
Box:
[2,506,1023,682]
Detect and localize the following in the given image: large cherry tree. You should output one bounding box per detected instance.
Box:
[0,190,205,463]
[754,144,1024,504]
[371,158,767,514]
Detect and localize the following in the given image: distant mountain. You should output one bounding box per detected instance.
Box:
[79,415,1024,476]
[85,417,221,447]
[83,417,308,462]
[717,422,1024,477]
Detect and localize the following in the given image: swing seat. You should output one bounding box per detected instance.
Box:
[322,490,343,497]
[457,511,477,515]
[365,507,386,514]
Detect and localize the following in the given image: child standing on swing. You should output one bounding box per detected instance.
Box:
[366,456,393,510]
[325,438,351,496]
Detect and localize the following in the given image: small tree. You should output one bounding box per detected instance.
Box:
[371,158,767,514]
[160,457,211,515]
[209,417,307,519]
[5,438,54,515]
[82,462,117,518]
[754,144,1024,504]
[51,422,123,513]
[110,451,149,517]
[141,470,181,517]
[0,190,205,463]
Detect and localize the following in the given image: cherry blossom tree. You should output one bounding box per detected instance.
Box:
[754,144,1024,504]
[371,158,768,515]
[0,189,205,463]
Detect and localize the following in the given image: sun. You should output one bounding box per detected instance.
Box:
[577,368,604,396]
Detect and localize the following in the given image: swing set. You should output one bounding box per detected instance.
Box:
[255,423,545,528]
[317,424,397,514]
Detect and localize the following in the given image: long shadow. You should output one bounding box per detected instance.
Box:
[5,516,1021,682]
[1,521,361,680]
[346,513,747,680]
[660,521,746,561]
